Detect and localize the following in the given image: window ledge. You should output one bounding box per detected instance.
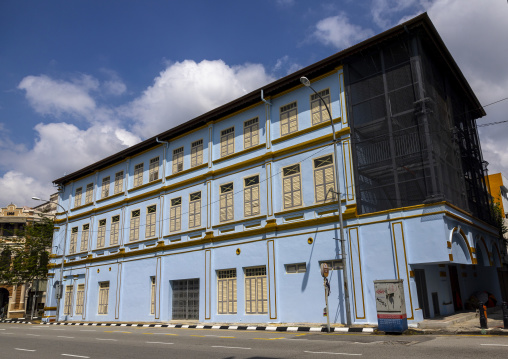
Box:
[274,201,339,216]
[271,117,342,145]
[128,178,162,193]
[70,202,93,212]
[212,214,266,229]
[166,163,208,181]
[92,244,121,253]
[96,191,124,203]
[213,143,265,165]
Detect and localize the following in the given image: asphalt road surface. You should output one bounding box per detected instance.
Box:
[1,322,507,358]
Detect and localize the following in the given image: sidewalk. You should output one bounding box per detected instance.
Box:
[416,306,508,335]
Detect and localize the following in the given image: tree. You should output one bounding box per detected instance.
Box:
[0,216,53,285]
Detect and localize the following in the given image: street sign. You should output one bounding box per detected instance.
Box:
[320,263,329,277]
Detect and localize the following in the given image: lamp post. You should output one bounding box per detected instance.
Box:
[300,76,352,327]
[32,196,68,322]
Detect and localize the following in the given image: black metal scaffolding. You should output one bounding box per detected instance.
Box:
[345,31,492,224]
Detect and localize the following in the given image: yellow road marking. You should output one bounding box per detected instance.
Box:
[165,333,178,336]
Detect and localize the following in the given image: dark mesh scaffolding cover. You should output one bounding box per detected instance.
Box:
[346,33,492,223]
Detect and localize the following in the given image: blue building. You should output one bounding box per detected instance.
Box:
[45,14,503,325]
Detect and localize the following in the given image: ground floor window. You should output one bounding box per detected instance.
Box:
[245,266,267,314]
[75,284,85,315]
[217,269,237,314]
[64,285,73,315]
[150,277,156,315]
[98,282,109,315]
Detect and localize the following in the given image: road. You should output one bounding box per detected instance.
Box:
[1,322,507,358]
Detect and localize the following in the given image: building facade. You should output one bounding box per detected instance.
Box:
[45,14,503,325]
[0,200,55,319]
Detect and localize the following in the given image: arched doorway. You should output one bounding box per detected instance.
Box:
[0,287,9,318]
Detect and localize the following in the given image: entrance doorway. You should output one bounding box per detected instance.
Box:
[0,288,9,318]
[414,269,430,318]
[448,265,463,311]
[171,279,199,320]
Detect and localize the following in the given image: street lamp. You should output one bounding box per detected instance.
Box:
[300,76,352,327]
[32,196,68,322]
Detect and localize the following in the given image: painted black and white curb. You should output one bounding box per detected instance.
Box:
[36,321,374,333]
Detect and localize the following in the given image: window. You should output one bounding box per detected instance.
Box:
[64,285,74,315]
[220,127,235,157]
[134,163,144,187]
[191,139,203,167]
[319,260,343,271]
[220,183,234,222]
[149,157,159,182]
[110,215,120,246]
[70,227,78,254]
[75,284,85,315]
[170,198,182,232]
[244,117,259,149]
[285,263,307,273]
[145,205,157,238]
[244,175,260,217]
[98,282,109,315]
[101,176,110,198]
[280,102,298,136]
[114,171,124,194]
[282,164,302,209]
[85,183,94,204]
[74,187,82,208]
[314,155,335,203]
[217,269,237,314]
[311,88,331,125]
[173,147,184,173]
[189,191,201,228]
[130,209,140,241]
[97,219,106,248]
[150,277,156,315]
[80,224,89,252]
[245,266,267,314]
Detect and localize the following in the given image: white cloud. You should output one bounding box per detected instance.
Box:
[0,171,54,207]
[274,55,302,76]
[18,74,98,119]
[0,122,140,206]
[370,0,421,28]
[312,13,374,50]
[126,59,274,138]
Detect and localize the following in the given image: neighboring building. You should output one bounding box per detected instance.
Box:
[0,200,56,319]
[46,13,502,325]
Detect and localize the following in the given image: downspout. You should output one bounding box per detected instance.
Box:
[155,137,169,184]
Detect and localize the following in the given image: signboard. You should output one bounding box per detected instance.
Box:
[320,263,329,278]
[373,279,408,333]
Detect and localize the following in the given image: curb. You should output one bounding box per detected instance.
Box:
[33,321,374,333]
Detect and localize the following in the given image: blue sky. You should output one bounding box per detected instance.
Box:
[1,0,507,207]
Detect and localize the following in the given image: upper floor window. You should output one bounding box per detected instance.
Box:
[134,163,144,187]
[74,187,82,208]
[149,157,159,182]
[220,127,235,157]
[313,155,335,203]
[282,164,302,209]
[191,139,203,168]
[189,191,201,229]
[85,183,94,204]
[110,215,120,246]
[244,117,259,149]
[70,227,78,254]
[170,197,182,232]
[173,147,184,174]
[101,176,110,198]
[146,205,157,238]
[80,224,89,252]
[130,209,140,242]
[220,183,234,222]
[280,102,298,136]
[310,88,331,125]
[114,171,124,194]
[97,219,106,248]
[244,175,260,217]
